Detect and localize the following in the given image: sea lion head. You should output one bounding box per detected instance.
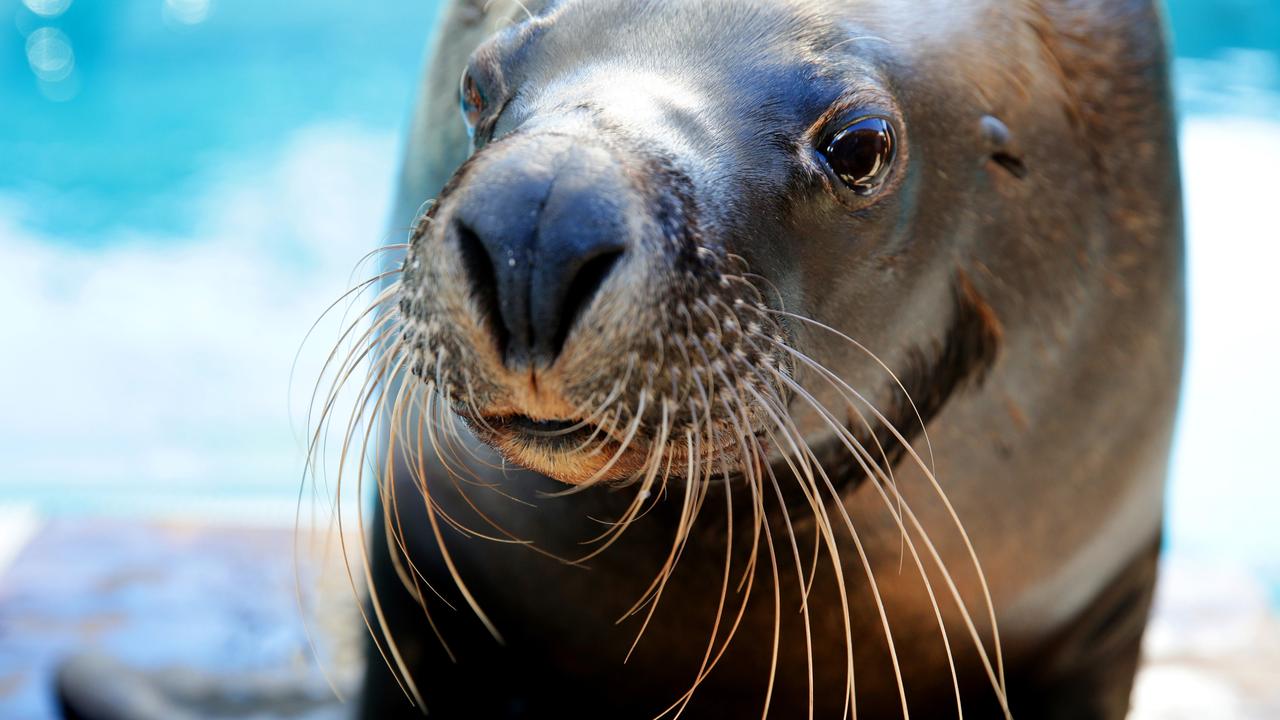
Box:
[395,0,1080,488]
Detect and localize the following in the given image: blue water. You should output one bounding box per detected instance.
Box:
[1,0,438,240]
[1168,0,1280,60]
[0,1,1278,600]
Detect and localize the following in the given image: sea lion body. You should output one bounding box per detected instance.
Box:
[358,1,1184,718]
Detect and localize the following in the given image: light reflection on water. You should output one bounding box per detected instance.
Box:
[21,0,72,18]
[163,0,212,26]
[0,1,1276,599]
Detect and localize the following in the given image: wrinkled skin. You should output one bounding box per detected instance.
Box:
[361,1,1184,718]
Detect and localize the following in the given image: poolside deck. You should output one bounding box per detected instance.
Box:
[0,515,362,719]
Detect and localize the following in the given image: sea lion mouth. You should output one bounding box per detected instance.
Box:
[452,395,762,486]
[483,413,606,453]
[457,406,663,485]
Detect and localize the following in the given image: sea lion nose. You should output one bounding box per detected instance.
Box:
[448,136,629,369]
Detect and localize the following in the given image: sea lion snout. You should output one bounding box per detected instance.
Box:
[443,133,633,370]
[399,111,793,483]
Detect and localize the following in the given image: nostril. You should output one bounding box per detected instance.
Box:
[454,219,509,360]
[553,248,625,357]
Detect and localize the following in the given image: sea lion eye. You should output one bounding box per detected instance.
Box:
[821,117,896,196]
[460,69,486,136]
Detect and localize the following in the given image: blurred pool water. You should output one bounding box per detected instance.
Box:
[0,0,1277,600]
[1,0,438,239]
[0,0,438,522]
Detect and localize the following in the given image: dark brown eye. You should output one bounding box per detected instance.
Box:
[821,117,896,196]
[460,69,486,136]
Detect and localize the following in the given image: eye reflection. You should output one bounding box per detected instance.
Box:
[821,116,896,196]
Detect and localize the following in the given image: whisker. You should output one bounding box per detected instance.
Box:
[541,391,649,501]
[740,385,858,718]
[622,428,699,657]
[332,348,426,710]
[764,309,938,510]
[762,341,1008,716]
[290,270,403,442]
[757,371,967,717]
[306,314,405,519]
[419,385,506,643]
[575,400,671,560]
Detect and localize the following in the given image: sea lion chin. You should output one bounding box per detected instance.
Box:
[344,1,1184,718]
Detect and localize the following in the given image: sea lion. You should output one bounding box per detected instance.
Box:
[56,0,1185,718]
[339,0,1184,718]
